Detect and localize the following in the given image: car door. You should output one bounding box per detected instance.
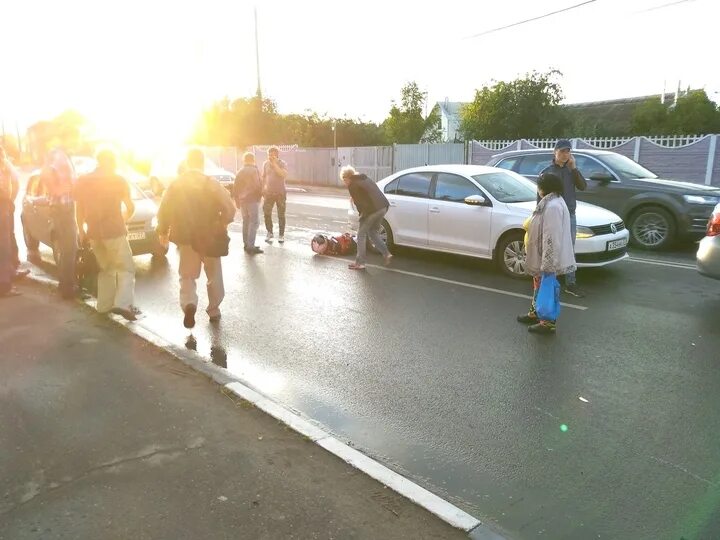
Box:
[516,154,554,181]
[573,154,627,215]
[428,172,492,256]
[388,172,432,247]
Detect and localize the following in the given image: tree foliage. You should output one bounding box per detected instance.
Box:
[382,81,430,144]
[630,91,720,135]
[460,70,566,140]
[194,96,386,148]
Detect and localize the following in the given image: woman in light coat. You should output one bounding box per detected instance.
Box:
[517,172,576,334]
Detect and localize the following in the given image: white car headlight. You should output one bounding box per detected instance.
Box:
[576,226,595,239]
[684,194,720,205]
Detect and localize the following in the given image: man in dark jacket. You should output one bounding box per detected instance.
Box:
[156,148,236,328]
[233,152,263,254]
[539,139,587,298]
[341,166,392,270]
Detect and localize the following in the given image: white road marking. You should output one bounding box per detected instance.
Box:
[626,256,696,270]
[363,264,588,311]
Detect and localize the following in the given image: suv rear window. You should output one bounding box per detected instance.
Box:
[517,154,553,176]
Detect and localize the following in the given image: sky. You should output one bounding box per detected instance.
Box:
[1,0,718,151]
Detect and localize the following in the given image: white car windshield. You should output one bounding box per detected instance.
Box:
[472,171,537,203]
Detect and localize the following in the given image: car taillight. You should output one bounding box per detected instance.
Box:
[708,211,720,237]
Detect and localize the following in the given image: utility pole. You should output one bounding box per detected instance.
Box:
[255,6,262,100]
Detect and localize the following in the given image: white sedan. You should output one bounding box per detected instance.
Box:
[348,165,630,278]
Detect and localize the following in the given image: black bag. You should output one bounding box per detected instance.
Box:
[77,243,99,290]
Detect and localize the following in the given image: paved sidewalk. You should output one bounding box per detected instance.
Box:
[0,283,468,540]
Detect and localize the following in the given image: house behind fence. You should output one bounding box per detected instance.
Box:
[201,134,720,187]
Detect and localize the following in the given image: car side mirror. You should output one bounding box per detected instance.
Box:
[589,172,613,183]
[464,195,487,206]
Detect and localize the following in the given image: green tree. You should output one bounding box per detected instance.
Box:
[630,98,670,135]
[668,90,720,134]
[382,81,431,144]
[421,104,443,143]
[460,70,566,140]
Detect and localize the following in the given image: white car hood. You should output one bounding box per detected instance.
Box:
[506,200,622,226]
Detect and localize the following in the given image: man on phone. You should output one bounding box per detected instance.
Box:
[539,139,587,298]
[261,146,288,244]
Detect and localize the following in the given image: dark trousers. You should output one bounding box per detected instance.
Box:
[51,204,78,298]
[263,193,286,236]
[0,200,13,293]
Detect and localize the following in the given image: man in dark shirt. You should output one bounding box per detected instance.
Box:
[539,139,587,297]
[233,151,263,254]
[341,166,392,270]
[75,149,137,320]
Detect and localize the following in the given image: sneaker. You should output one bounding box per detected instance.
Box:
[183,303,197,329]
[383,253,393,266]
[278,235,285,244]
[251,246,264,254]
[265,232,274,243]
[563,284,586,298]
[528,322,556,335]
[517,313,539,324]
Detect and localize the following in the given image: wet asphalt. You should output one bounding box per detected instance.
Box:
[19,191,720,540]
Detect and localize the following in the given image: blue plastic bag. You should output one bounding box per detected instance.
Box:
[536,273,561,321]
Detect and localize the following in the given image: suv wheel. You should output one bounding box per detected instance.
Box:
[496,231,528,279]
[629,206,675,250]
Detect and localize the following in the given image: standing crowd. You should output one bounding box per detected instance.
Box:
[2,139,584,335]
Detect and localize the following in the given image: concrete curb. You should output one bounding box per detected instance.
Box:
[24,269,504,539]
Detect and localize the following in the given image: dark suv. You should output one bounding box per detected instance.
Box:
[487,149,720,250]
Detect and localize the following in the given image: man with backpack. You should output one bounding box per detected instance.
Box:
[156,148,236,328]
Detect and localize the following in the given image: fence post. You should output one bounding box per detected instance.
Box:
[392,143,396,174]
[633,137,641,162]
[426,143,430,166]
[705,135,717,186]
[571,138,578,149]
[516,139,522,150]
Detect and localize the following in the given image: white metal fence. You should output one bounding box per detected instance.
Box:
[203,134,720,187]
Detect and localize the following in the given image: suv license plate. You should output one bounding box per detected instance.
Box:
[128,232,146,241]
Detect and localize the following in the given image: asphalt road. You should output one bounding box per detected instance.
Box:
[18,189,720,540]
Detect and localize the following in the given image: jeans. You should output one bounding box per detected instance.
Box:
[0,200,13,293]
[263,193,286,236]
[356,207,390,265]
[92,236,135,313]
[565,213,577,286]
[178,244,224,318]
[240,201,260,248]
[51,204,78,298]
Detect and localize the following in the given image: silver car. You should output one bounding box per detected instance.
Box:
[697,203,720,279]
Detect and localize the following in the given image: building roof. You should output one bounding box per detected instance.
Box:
[437,101,467,118]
